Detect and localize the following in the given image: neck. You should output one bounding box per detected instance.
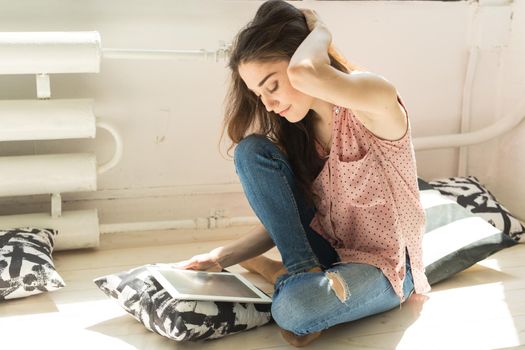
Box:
[310,99,334,127]
[310,99,334,145]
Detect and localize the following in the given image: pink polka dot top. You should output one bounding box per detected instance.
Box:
[310,94,431,300]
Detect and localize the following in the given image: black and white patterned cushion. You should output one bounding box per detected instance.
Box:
[418,179,517,285]
[0,227,65,301]
[428,176,524,242]
[93,263,272,342]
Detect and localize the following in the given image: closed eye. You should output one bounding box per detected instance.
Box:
[252,82,278,98]
[269,82,278,93]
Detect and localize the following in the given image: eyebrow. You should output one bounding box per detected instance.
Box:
[258,72,277,87]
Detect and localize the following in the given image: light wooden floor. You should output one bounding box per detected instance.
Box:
[1,226,524,350]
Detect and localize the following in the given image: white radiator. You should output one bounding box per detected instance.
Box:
[0,31,232,243]
[0,32,107,250]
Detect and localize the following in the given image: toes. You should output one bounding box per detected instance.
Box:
[280,328,322,347]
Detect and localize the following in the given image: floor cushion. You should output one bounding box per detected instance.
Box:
[419,179,517,285]
[428,176,524,242]
[93,263,272,341]
[0,227,65,300]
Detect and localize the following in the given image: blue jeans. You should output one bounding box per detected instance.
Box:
[234,134,415,335]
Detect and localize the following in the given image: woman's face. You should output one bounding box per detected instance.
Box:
[238,59,314,123]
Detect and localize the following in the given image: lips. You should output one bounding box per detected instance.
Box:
[278,106,291,116]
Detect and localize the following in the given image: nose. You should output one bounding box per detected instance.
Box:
[260,93,279,113]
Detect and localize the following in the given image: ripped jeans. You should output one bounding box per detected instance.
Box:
[234,134,415,336]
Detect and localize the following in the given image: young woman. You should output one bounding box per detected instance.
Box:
[177,0,431,346]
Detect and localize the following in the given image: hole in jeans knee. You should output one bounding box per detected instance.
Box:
[325,271,350,303]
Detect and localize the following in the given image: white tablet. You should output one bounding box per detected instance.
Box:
[148,266,272,304]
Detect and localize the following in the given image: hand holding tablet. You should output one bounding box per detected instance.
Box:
[173,251,223,272]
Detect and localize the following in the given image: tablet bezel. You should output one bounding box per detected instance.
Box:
[147,266,272,304]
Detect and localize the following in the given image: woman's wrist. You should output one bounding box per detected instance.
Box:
[302,7,332,43]
[289,23,332,69]
[305,21,332,45]
[210,246,231,269]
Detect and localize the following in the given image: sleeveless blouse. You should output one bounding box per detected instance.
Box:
[310,95,431,300]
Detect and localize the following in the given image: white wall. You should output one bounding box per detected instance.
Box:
[0,0,524,225]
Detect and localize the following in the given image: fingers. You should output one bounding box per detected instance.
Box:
[172,257,215,271]
[299,8,317,15]
[299,8,318,20]
[298,8,322,32]
[172,259,193,269]
[172,252,223,271]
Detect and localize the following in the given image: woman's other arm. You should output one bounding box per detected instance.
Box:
[215,223,276,268]
[176,223,276,271]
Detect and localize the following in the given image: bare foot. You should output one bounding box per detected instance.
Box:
[280,328,322,347]
[239,255,287,284]
[404,292,429,319]
[240,256,323,285]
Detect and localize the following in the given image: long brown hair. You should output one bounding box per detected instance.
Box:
[219,0,363,208]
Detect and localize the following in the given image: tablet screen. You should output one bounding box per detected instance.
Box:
[149,267,271,302]
[159,269,259,298]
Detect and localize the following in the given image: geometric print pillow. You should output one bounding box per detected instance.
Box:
[0,227,65,301]
[428,176,524,242]
[93,263,272,341]
[418,180,517,285]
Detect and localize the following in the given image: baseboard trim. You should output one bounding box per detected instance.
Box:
[0,184,254,225]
